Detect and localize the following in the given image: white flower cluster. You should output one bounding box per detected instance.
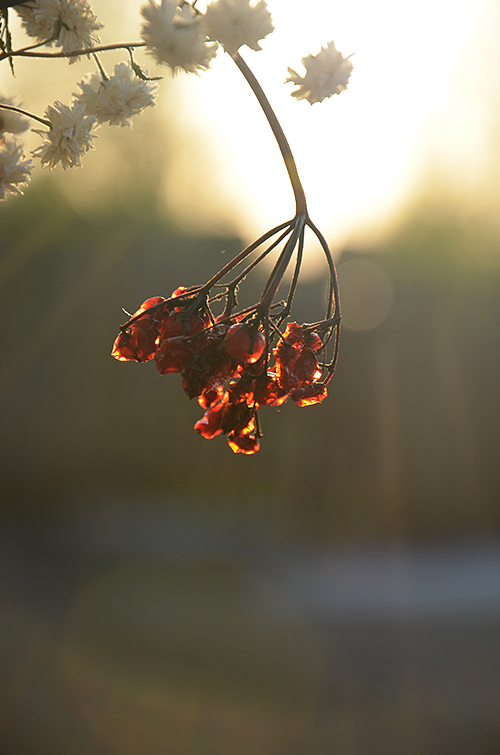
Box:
[0,0,159,191]
[204,0,273,55]
[0,95,31,198]
[0,0,354,199]
[16,0,103,63]
[74,62,158,128]
[286,40,353,105]
[140,0,217,74]
[32,100,96,170]
[139,0,274,73]
[0,134,32,199]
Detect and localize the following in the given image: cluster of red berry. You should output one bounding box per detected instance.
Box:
[112,288,328,454]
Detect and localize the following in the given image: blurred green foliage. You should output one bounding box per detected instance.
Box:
[1,181,499,542]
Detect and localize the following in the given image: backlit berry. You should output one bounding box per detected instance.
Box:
[224,323,265,364]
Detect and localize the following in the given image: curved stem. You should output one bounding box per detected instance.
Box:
[232,52,307,216]
[306,219,341,379]
[226,224,292,289]
[259,213,306,313]
[0,102,50,127]
[277,223,305,325]
[92,52,108,80]
[307,218,340,321]
[203,219,293,291]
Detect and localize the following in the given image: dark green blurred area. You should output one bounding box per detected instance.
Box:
[1,182,499,540]
[1,183,500,755]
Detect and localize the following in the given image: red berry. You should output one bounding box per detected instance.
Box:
[224,323,265,364]
[227,432,260,455]
[290,383,328,407]
[194,403,225,439]
[155,337,194,374]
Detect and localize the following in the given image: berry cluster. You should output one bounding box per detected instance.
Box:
[112,289,329,454]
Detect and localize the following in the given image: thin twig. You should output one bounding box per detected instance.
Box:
[225,224,292,289]
[306,218,340,322]
[232,51,307,216]
[0,102,50,127]
[0,40,146,62]
[277,223,305,325]
[259,213,306,313]
[202,219,293,291]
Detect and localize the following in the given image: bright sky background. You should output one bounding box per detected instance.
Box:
[2,0,499,270]
[170,0,497,253]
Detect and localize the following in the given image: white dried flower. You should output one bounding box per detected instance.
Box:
[0,95,30,136]
[0,135,32,200]
[16,0,102,63]
[140,0,217,75]
[32,100,96,170]
[204,0,273,54]
[286,41,353,104]
[74,63,158,128]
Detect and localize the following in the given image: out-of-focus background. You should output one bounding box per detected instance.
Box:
[1,1,500,753]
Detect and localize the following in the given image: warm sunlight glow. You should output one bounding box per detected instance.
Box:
[164,0,491,263]
[1,0,495,268]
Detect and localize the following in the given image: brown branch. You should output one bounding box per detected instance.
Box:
[0,40,146,62]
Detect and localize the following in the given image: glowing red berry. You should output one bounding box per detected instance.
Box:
[227,432,260,455]
[224,323,265,364]
[155,336,194,374]
[290,383,328,406]
[194,403,225,439]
